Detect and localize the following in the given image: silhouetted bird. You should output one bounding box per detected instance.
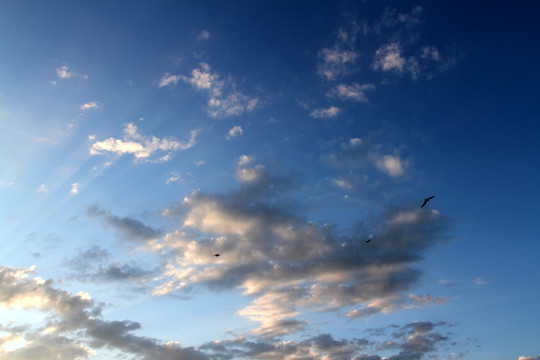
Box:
[421,195,435,208]
[365,238,372,243]
[214,254,220,257]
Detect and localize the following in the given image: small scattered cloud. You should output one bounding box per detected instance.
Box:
[70,182,79,195]
[474,277,487,286]
[310,106,340,119]
[162,62,259,118]
[226,125,243,139]
[36,184,48,193]
[89,123,198,163]
[80,101,99,111]
[327,83,375,103]
[56,65,88,80]
[376,154,405,177]
[196,30,211,41]
[165,172,181,184]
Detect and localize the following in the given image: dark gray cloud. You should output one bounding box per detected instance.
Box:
[87,205,162,242]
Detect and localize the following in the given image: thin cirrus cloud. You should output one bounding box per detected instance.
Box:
[159,62,259,118]
[89,123,198,163]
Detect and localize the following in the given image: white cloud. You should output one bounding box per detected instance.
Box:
[226,126,243,139]
[165,173,181,184]
[373,42,406,72]
[70,183,79,195]
[197,30,211,41]
[174,63,259,118]
[36,184,48,193]
[80,101,99,110]
[310,106,340,119]
[376,154,405,177]
[56,65,88,80]
[328,83,375,102]
[89,123,198,163]
[158,73,181,87]
[236,155,265,183]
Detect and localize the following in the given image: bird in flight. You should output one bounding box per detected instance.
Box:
[365,238,372,243]
[214,254,220,257]
[421,195,435,208]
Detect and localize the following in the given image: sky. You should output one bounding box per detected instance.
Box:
[0,1,539,359]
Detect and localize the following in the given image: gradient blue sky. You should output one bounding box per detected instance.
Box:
[0,1,539,359]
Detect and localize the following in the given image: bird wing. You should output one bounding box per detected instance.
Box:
[421,200,428,208]
[427,195,435,200]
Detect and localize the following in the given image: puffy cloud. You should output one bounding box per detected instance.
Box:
[147,159,448,337]
[376,154,405,177]
[373,43,407,73]
[89,123,198,163]
[0,265,210,360]
[310,106,340,119]
[226,126,244,139]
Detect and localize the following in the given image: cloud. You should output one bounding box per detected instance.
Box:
[196,30,211,41]
[89,123,198,163]
[376,154,405,177]
[226,126,243,139]
[86,205,162,242]
[70,183,79,195]
[36,184,48,193]
[158,73,181,88]
[310,106,340,119]
[164,63,259,118]
[56,65,88,80]
[373,43,407,73]
[0,265,210,360]
[474,277,487,286]
[165,172,181,184]
[322,137,408,180]
[317,22,360,80]
[146,159,448,337]
[327,83,375,102]
[80,102,99,111]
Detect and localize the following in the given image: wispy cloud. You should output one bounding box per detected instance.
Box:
[196,30,211,41]
[56,65,88,80]
[310,106,340,119]
[89,123,198,163]
[327,83,375,103]
[160,63,259,118]
[474,277,487,286]
[87,205,162,242]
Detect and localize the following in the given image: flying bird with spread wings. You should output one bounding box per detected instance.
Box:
[421,195,435,208]
[214,254,220,257]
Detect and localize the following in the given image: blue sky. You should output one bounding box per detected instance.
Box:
[0,1,538,359]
